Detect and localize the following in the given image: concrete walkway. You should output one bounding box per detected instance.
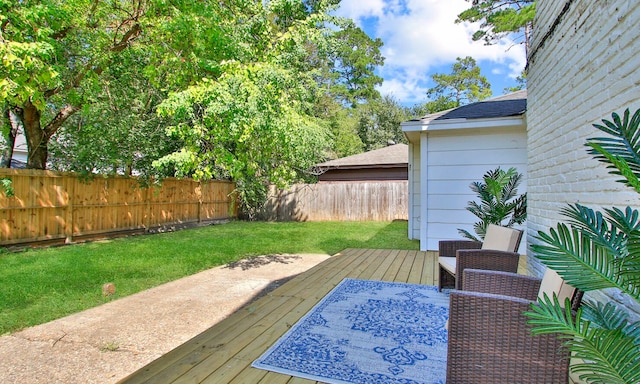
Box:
[0,254,331,384]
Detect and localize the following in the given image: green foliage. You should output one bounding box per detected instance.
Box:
[2,0,384,199]
[526,108,640,384]
[586,108,640,194]
[504,69,527,93]
[328,22,384,106]
[527,295,640,384]
[0,177,14,197]
[458,167,527,241]
[426,56,492,108]
[456,1,536,54]
[48,48,181,177]
[356,95,409,151]
[325,107,364,158]
[154,2,384,217]
[157,62,330,218]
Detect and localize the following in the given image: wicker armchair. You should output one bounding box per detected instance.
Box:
[438,224,523,291]
[446,269,581,384]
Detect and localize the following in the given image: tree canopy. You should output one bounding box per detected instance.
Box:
[0,0,385,215]
[456,0,536,55]
[426,56,492,109]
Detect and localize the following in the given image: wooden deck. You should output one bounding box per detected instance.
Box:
[119,248,439,384]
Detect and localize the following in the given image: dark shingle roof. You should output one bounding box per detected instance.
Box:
[415,90,527,123]
[317,143,408,168]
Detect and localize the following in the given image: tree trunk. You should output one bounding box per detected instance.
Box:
[18,101,49,169]
[16,101,81,170]
[0,109,17,168]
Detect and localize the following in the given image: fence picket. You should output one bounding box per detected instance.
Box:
[261,181,408,222]
[0,169,236,246]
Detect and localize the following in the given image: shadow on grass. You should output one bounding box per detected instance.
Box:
[224,254,302,271]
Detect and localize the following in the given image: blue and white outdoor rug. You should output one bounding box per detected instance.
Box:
[252,278,449,384]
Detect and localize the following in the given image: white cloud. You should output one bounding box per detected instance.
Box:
[335,0,527,104]
[335,0,385,20]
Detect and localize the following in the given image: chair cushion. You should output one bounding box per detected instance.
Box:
[481,224,521,252]
[439,256,457,275]
[538,268,575,305]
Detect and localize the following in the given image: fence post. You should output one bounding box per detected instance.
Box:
[197,181,202,223]
[145,184,152,232]
[64,175,75,243]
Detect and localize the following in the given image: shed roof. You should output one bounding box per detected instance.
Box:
[316,143,408,169]
[411,90,527,124]
[401,90,527,143]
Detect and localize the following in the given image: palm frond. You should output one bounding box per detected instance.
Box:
[581,301,631,330]
[500,170,523,202]
[532,225,639,298]
[466,201,484,218]
[525,293,581,336]
[620,230,640,288]
[472,221,487,239]
[603,207,640,235]
[469,181,484,195]
[587,143,640,193]
[457,228,480,242]
[569,326,640,384]
[561,204,626,259]
[587,108,640,181]
[526,296,640,384]
[507,193,527,225]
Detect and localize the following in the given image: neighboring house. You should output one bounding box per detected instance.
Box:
[314,143,408,182]
[401,90,527,252]
[11,131,28,168]
[527,1,639,319]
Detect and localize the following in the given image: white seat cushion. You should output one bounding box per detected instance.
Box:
[538,268,575,305]
[481,224,521,252]
[439,256,457,274]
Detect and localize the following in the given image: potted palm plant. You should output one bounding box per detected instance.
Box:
[458,166,527,241]
[525,108,640,384]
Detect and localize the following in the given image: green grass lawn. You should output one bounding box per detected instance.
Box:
[0,220,418,335]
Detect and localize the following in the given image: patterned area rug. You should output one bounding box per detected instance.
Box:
[252,278,449,384]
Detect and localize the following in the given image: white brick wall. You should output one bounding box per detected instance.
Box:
[528,0,640,320]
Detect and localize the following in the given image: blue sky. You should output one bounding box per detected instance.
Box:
[334,0,527,107]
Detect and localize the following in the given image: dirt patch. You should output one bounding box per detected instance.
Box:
[0,253,331,384]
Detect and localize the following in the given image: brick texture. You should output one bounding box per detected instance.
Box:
[528,0,640,320]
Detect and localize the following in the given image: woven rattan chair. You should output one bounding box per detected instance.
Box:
[438,224,523,291]
[446,268,581,384]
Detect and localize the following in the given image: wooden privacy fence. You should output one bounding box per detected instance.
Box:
[0,169,236,246]
[261,181,408,221]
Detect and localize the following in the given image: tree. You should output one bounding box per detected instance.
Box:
[157,62,331,219]
[47,48,181,177]
[526,108,640,383]
[504,69,527,93]
[0,0,239,169]
[0,107,20,167]
[356,96,409,152]
[426,56,492,108]
[154,1,386,217]
[458,167,527,242]
[456,1,536,55]
[328,22,384,107]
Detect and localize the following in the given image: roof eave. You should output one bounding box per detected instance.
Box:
[402,114,526,143]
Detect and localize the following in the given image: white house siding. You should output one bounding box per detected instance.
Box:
[528,0,640,319]
[408,141,420,240]
[410,126,527,251]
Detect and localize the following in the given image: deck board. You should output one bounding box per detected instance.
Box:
[120,249,438,384]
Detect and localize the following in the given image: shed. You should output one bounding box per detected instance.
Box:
[401,90,527,251]
[315,143,408,182]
